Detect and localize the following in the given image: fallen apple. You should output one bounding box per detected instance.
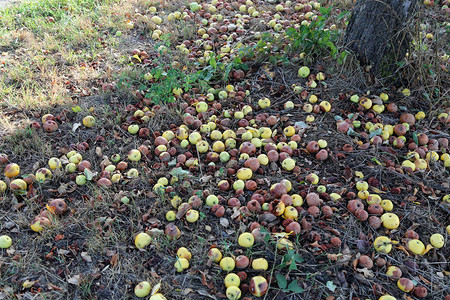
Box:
[249,276,268,297]
[207,248,223,263]
[83,115,95,127]
[226,286,242,300]
[10,179,27,191]
[224,273,240,288]
[298,66,310,78]
[238,232,254,248]
[174,257,189,272]
[30,217,51,232]
[35,168,52,183]
[252,258,268,271]
[220,257,235,272]
[135,232,152,249]
[4,163,20,178]
[134,281,151,298]
[0,235,12,248]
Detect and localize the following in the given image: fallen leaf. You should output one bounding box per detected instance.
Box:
[356,267,374,278]
[57,249,70,255]
[72,123,81,132]
[22,280,38,289]
[81,252,92,262]
[67,275,81,285]
[182,288,193,295]
[110,254,118,266]
[326,280,337,292]
[197,289,217,299]
[47,283,63,291]
[151,282,161,295]
[219,218,229,227]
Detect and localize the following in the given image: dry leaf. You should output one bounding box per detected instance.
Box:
[219,218,229,227]
[81,252,92,262]
[47,283,63,291]
[57,249,70,255]
[182,288,193,295]
[22,280,38,289]
[151,282,161,295]
[72,123,81,132]
[356,267,374,278]
[110,254,119,266]
[67,275,81,285]
[95,147,102,157]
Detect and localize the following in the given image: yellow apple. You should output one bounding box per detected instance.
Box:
[226,286,241,300]
[83,115,95,127]
[220,257,235,271]
[207,248,222,263]
[224,273,240,288]
[429,233,444,248]
[252,258,268,271]
[238,232,254,248]
[174,257,189,272]
[373,236,392,253]
[135,232,152,249]
[380,213,400,229]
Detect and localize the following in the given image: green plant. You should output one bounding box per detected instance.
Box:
[285,6,344,60]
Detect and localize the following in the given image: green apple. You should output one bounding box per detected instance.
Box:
[127,149,141,162]
[190,2,201,11]
[185,210,199,223]
[205,195,219,206]
[128,124,139,134]
[76,175,87,185]
[134,281,151,298]
[220,152,230,162]
[111,154,121,162]
[196,101,208,113]
[48,157,62,169]
[65,163,77,173]
[298,66,310,78]
[127,168,139,178]
[0,235,12,248]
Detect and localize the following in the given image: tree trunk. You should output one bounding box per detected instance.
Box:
[344,0,417,77]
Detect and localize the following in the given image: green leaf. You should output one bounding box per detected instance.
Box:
[169,167,190,178]
[337,11,349,21]
[287,280,304,293]
[412,132,418,145]
[293,254,304,263]
[276,274,287,289]
[84,168,95,181]
[289,259,297,270]
[71,106,82,113]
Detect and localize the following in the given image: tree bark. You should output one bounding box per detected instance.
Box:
[344,0,417,77]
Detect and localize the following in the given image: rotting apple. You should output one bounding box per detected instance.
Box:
[4,163,20,178]
[30,217,51,232]
[249,276,268,297]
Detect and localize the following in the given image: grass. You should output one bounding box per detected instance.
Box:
[0,0,133,131]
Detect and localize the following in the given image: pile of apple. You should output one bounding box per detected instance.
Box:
[335,94,450,172]
[124,0,341,72]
